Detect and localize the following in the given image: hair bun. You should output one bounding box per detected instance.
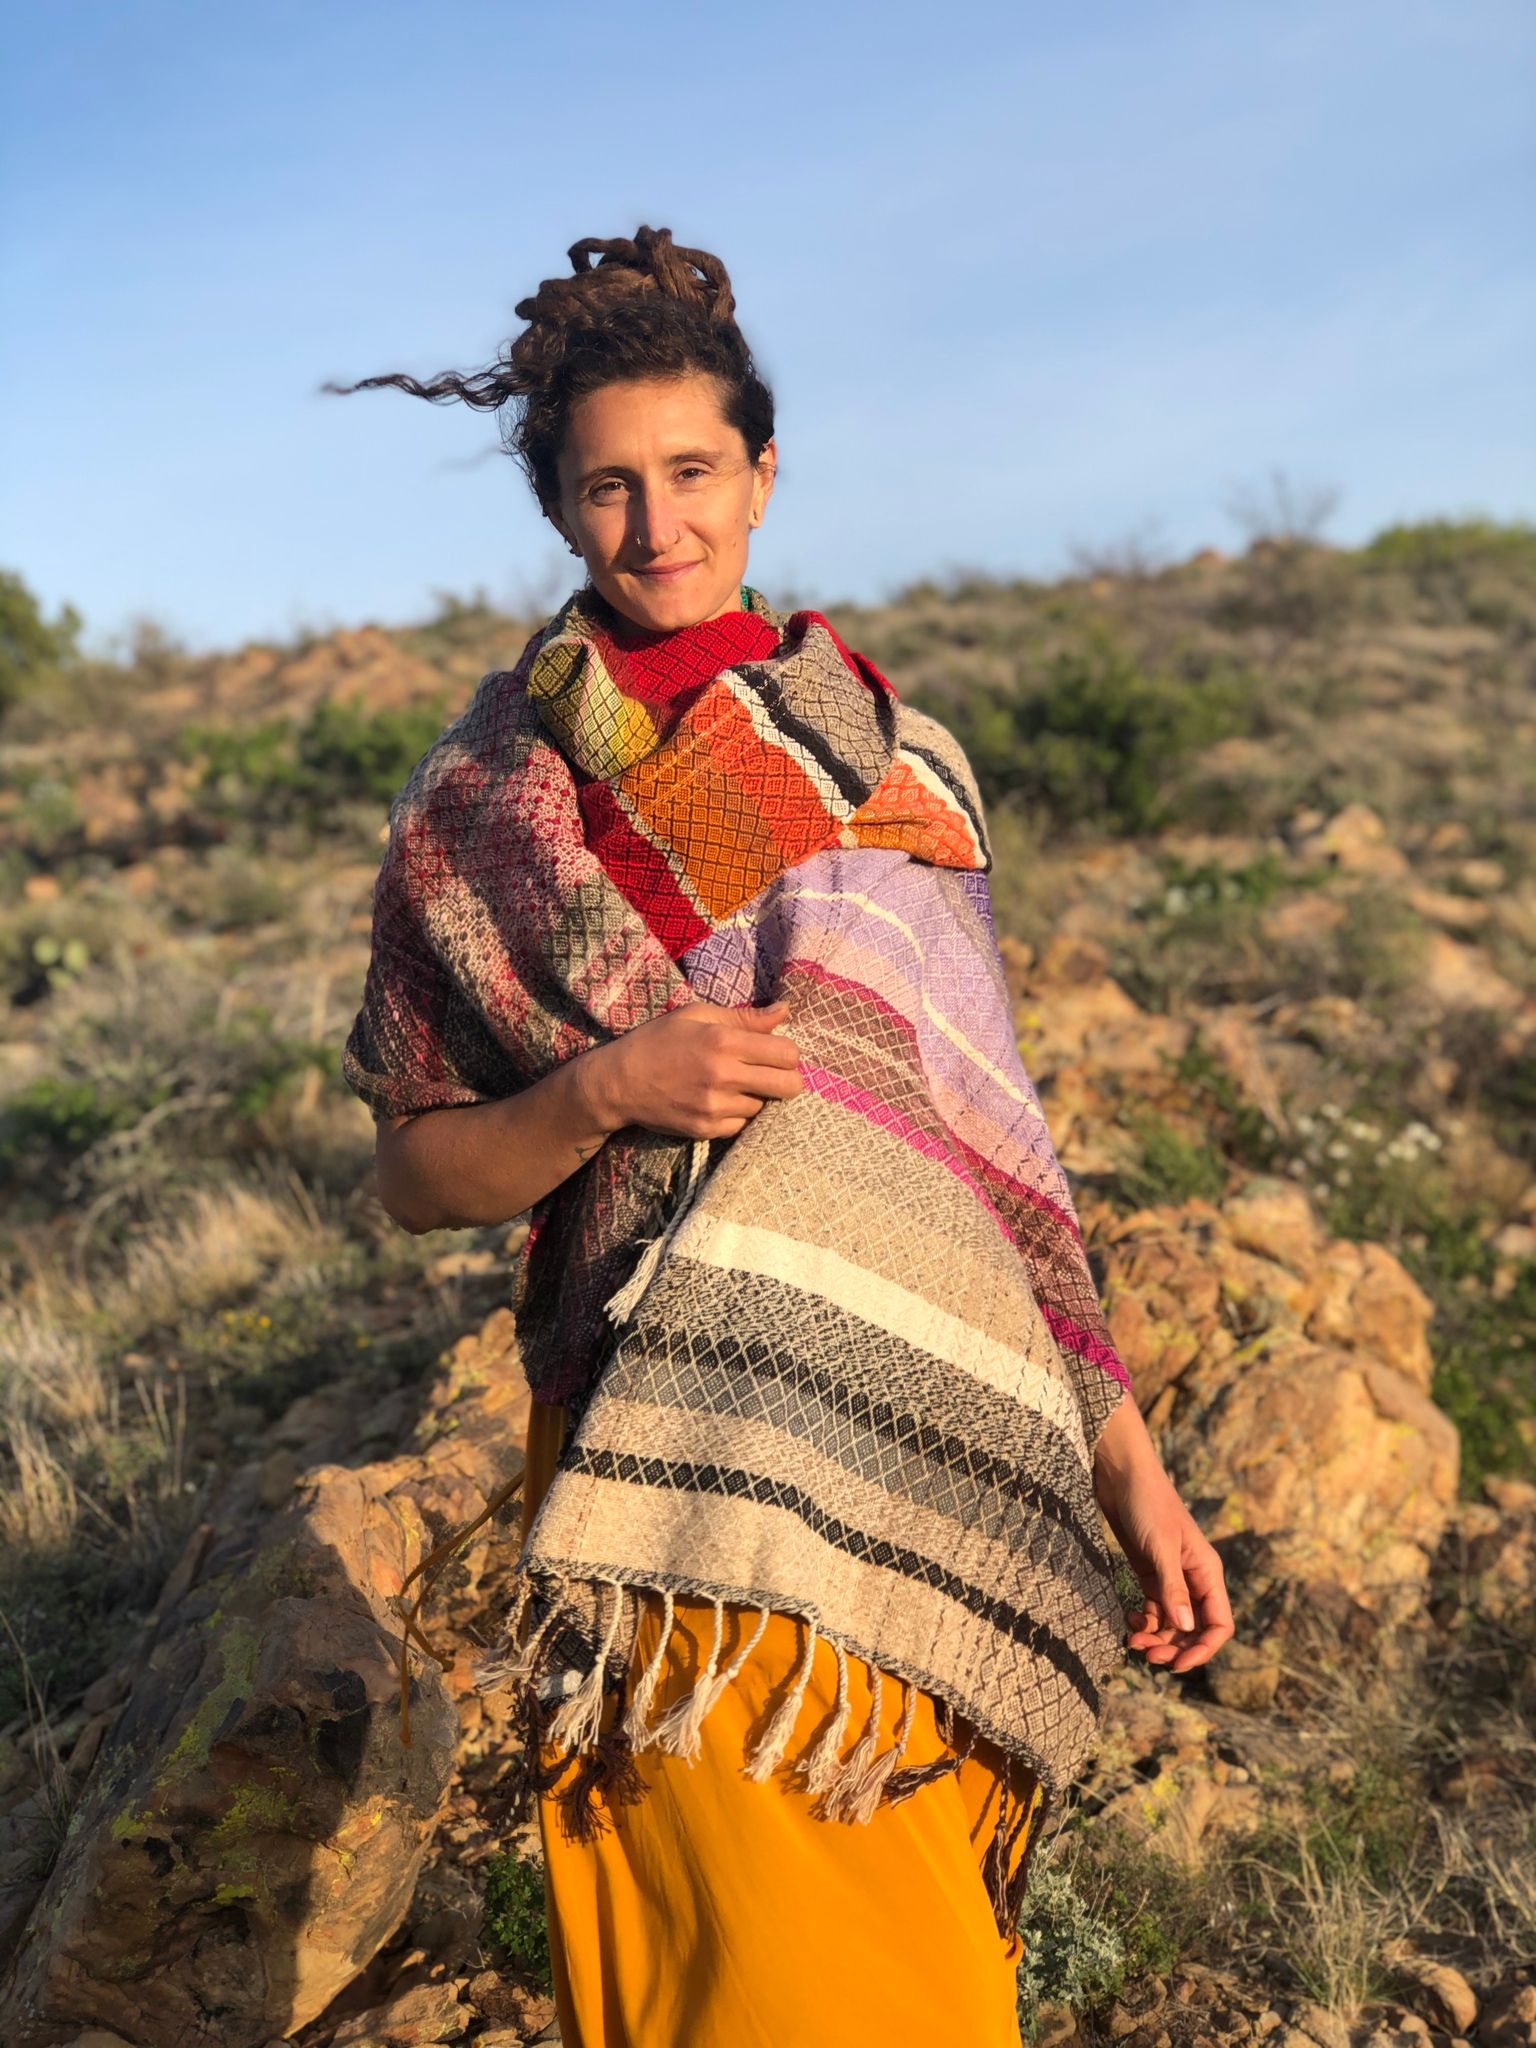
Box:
[511,226,736,365]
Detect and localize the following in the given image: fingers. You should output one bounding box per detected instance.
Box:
[1126,1564,1236,1674]
[733,1000,792,1030]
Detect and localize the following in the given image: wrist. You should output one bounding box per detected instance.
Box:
[1091,1393,1160,1483]
[570,1041,626,1139]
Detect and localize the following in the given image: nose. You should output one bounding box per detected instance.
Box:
[631,481,683,557]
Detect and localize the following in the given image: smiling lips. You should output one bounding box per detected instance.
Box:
[632,562,701,579]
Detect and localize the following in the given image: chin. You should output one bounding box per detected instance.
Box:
[608,569,739,634]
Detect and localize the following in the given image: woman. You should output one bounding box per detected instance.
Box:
[333,226,1234,2048]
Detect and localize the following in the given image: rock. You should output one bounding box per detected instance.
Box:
[1035,2002,1080,2047]
[258,1444,301,1509]
[1483,1981,1536,2048]
[1290,2005,1350,2048]
[1105,1184,1460,1621]
[1297,803,1411,881]
[1222,1177,1323,1273]
[1204,1639,1282,1712]
[1490,1223,1536,1264]
[1459,857,1507,892]
[0,1314,532,2048]
[1420,932,1531,1015]
[1262,896,1349,948]
[1304,1240,1436,1393]
[330,1977,470,2045]
[1391,1960,1478,2035]
[0,1789,56,1960]
[1015,933,1189,1081]
[1433,1749,1514,1804]
[1406,885,1491,932]
[1484,1474,1536,1512]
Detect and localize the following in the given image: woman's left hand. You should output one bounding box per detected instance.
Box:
[1091,1397,1235,1673]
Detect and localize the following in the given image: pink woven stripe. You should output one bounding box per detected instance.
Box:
[1041,1304,1133,1387]
[798,1062,1019,1241]
[796,958,1088,1244]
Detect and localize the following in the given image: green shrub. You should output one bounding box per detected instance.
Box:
[0,569,81,717]
[911,632,1258,836]
[1016,1857,1129,2037]
[1363,519,1536,582]
[1116,1113,1228,1211]
[177,695,454,823]
[1333,887,1430,1003]
[1165,1039,1286,1177]
[483,1848,552,1991]
[1015,1825,1198,2039]
[1415,1217,1536,1495]
[0,1074,155,1177]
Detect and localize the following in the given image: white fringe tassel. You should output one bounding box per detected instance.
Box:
[743,1616,819,1783]
[647,1595,726,1763]
[621,1587,675,1751]
[545,1580,623,1750]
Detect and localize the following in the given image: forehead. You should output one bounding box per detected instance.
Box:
[559,373,741,471]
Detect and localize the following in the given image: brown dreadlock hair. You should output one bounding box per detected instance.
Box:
[321,226,776,512]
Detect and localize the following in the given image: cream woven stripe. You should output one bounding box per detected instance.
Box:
[578,1395,1096,1642]
[893,746,987,863]
[666,1211,1085,1445]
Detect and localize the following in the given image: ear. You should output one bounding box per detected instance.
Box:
[545,504,582,556]
[749,438,777,528]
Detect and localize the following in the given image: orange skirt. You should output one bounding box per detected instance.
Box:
[517,1397,1041,2047]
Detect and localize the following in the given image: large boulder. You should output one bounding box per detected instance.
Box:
[1102,1175,1459,1627]
[0,1312,531,2048]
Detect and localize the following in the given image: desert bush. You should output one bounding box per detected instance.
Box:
[1412,1215,1536,1495]
[177,693,453,826]
[1116,1114,1228,1210]
[1016,1820,1209,2039]
[1117,852,1298,1010]
[1212,542,1355,644]
[2,765,83,859]
[0,569,81,718]
[910,633,1258,837]
[0,966,336,1217]
[1362,519,1536,631]
[482,1848,553,1992]
[1332,886,1432,1004]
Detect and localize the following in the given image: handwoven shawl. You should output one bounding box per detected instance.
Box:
[342,584,1133,1923]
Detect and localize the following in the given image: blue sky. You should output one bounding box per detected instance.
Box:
[3,0,1532,654]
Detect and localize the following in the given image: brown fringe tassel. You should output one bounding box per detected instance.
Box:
[980,1768,1052,1939]
[883,1693,980,1806]
[552,1661,648,1845]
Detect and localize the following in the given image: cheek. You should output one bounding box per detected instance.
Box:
[704,482,755,549]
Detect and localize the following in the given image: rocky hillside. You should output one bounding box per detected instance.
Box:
[0,525,1532,2046]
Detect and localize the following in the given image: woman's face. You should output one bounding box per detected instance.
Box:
[549,372,776,633]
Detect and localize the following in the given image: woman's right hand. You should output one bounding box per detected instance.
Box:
[576,999,805,1141]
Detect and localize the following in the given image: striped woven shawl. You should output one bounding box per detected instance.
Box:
[342,584,1133,1919]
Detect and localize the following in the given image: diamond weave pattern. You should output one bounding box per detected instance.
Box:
[343,583,1133,1796]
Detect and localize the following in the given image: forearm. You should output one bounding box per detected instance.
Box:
[377,1045,621,1234]
[1091,1391,1164,1496]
